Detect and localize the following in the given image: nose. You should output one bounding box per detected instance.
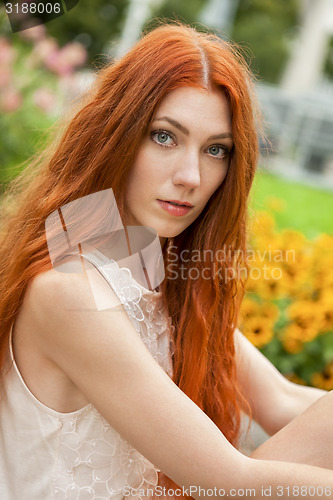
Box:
[172,149,201,189]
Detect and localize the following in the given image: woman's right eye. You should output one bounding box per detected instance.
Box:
[151,130,175,147]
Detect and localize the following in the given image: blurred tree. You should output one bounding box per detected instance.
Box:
[42,0,302,85]
[39,0,209,65]
[231,0,300,83]
[146,0,207,29]
[324,35,333,81]
[45,0,129,66]
[145,0,300,84]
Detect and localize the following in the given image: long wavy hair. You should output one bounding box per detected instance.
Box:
[0,22,258,496]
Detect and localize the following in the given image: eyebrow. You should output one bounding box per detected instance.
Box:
[153,116,233,141]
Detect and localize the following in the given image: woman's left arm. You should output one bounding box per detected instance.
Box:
[234,328,327,436]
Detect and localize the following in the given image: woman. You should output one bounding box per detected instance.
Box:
[0,22,332,500]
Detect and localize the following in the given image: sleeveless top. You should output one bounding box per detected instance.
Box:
[0,249,175,500]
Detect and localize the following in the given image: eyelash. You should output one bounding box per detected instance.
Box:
[206,145,231,160]
[150,130,175,147]
[150,129,232,160]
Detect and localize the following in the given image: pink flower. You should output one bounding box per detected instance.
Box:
[34,38,59,65]
[0,38,16,66]
[33,87,57,113]
[44,42,87,76]
[0,88,22,113]
[44,50,71,76]
[59,42,87,68]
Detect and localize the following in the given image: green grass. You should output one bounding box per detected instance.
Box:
[250,171,333,238]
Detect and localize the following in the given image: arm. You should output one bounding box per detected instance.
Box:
[234,328,327,436]
[234,329,333,469]
[25,268,333,499]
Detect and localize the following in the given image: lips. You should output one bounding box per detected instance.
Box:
[159,199,193,207]
[157,199,193,216]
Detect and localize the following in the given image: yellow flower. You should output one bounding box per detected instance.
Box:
[245,216,331,359]
[314,268,333,290]
[282,324,305,353]
[250,211,276,239]
[316,290,333,332]
[251,266,287,300]
[279,229,307,250]
[265,196,287,213]
[239,298,279,325]
[311,362,333,391]
[286,300,325,337]
[283,338,303,354]
[241,316,274,348]
[245,275,262,295]
[239,297,261,321]
[312,235,333,291]
[260,301,279,322]
[314,234,333,253]
[282,321,319,352]
[280,257,311,293]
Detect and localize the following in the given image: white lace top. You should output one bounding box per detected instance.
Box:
[0,249,175,500]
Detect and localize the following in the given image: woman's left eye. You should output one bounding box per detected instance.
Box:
[207,145,228,159]
[151,130,175,147]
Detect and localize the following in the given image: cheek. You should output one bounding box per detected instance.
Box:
[126,152,158,205]
[129,149,160,186]
[205,166,228,200]
[125,169,140,207]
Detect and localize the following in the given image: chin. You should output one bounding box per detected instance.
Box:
[155,224,189,239]
[126,210,192,239]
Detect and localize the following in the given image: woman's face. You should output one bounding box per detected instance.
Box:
[125,86,233,245]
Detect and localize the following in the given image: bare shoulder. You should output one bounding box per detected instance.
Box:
[25,257,154,376]
[13,264,97,411]
[26,260,94,314]
[26,257,121,327]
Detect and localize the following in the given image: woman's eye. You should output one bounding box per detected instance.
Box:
[151,131,175,146]
[207,145,228,159]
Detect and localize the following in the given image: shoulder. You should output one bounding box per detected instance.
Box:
[27,260,92,307]
[23,257,129,366]
[22,261,172,401]
[26,256,120,324]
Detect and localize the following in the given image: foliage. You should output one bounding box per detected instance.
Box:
[43,0,128,66]
[148,0,300,84]
[0,13,87,189]
[239,210,333,389]
[147,0,207,29]
[2,0,304,86]
[231,0,299,83]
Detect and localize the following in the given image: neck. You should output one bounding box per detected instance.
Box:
[159,237,167,249]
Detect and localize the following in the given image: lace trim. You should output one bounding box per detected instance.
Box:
[54,409,159,499]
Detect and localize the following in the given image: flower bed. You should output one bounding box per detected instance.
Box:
[240,210,333,389]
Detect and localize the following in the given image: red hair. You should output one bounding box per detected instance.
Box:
[0,22,258,497]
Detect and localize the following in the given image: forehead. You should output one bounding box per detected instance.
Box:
[153,86,232,133]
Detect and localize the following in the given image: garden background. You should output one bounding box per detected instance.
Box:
[0,0,332,392]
